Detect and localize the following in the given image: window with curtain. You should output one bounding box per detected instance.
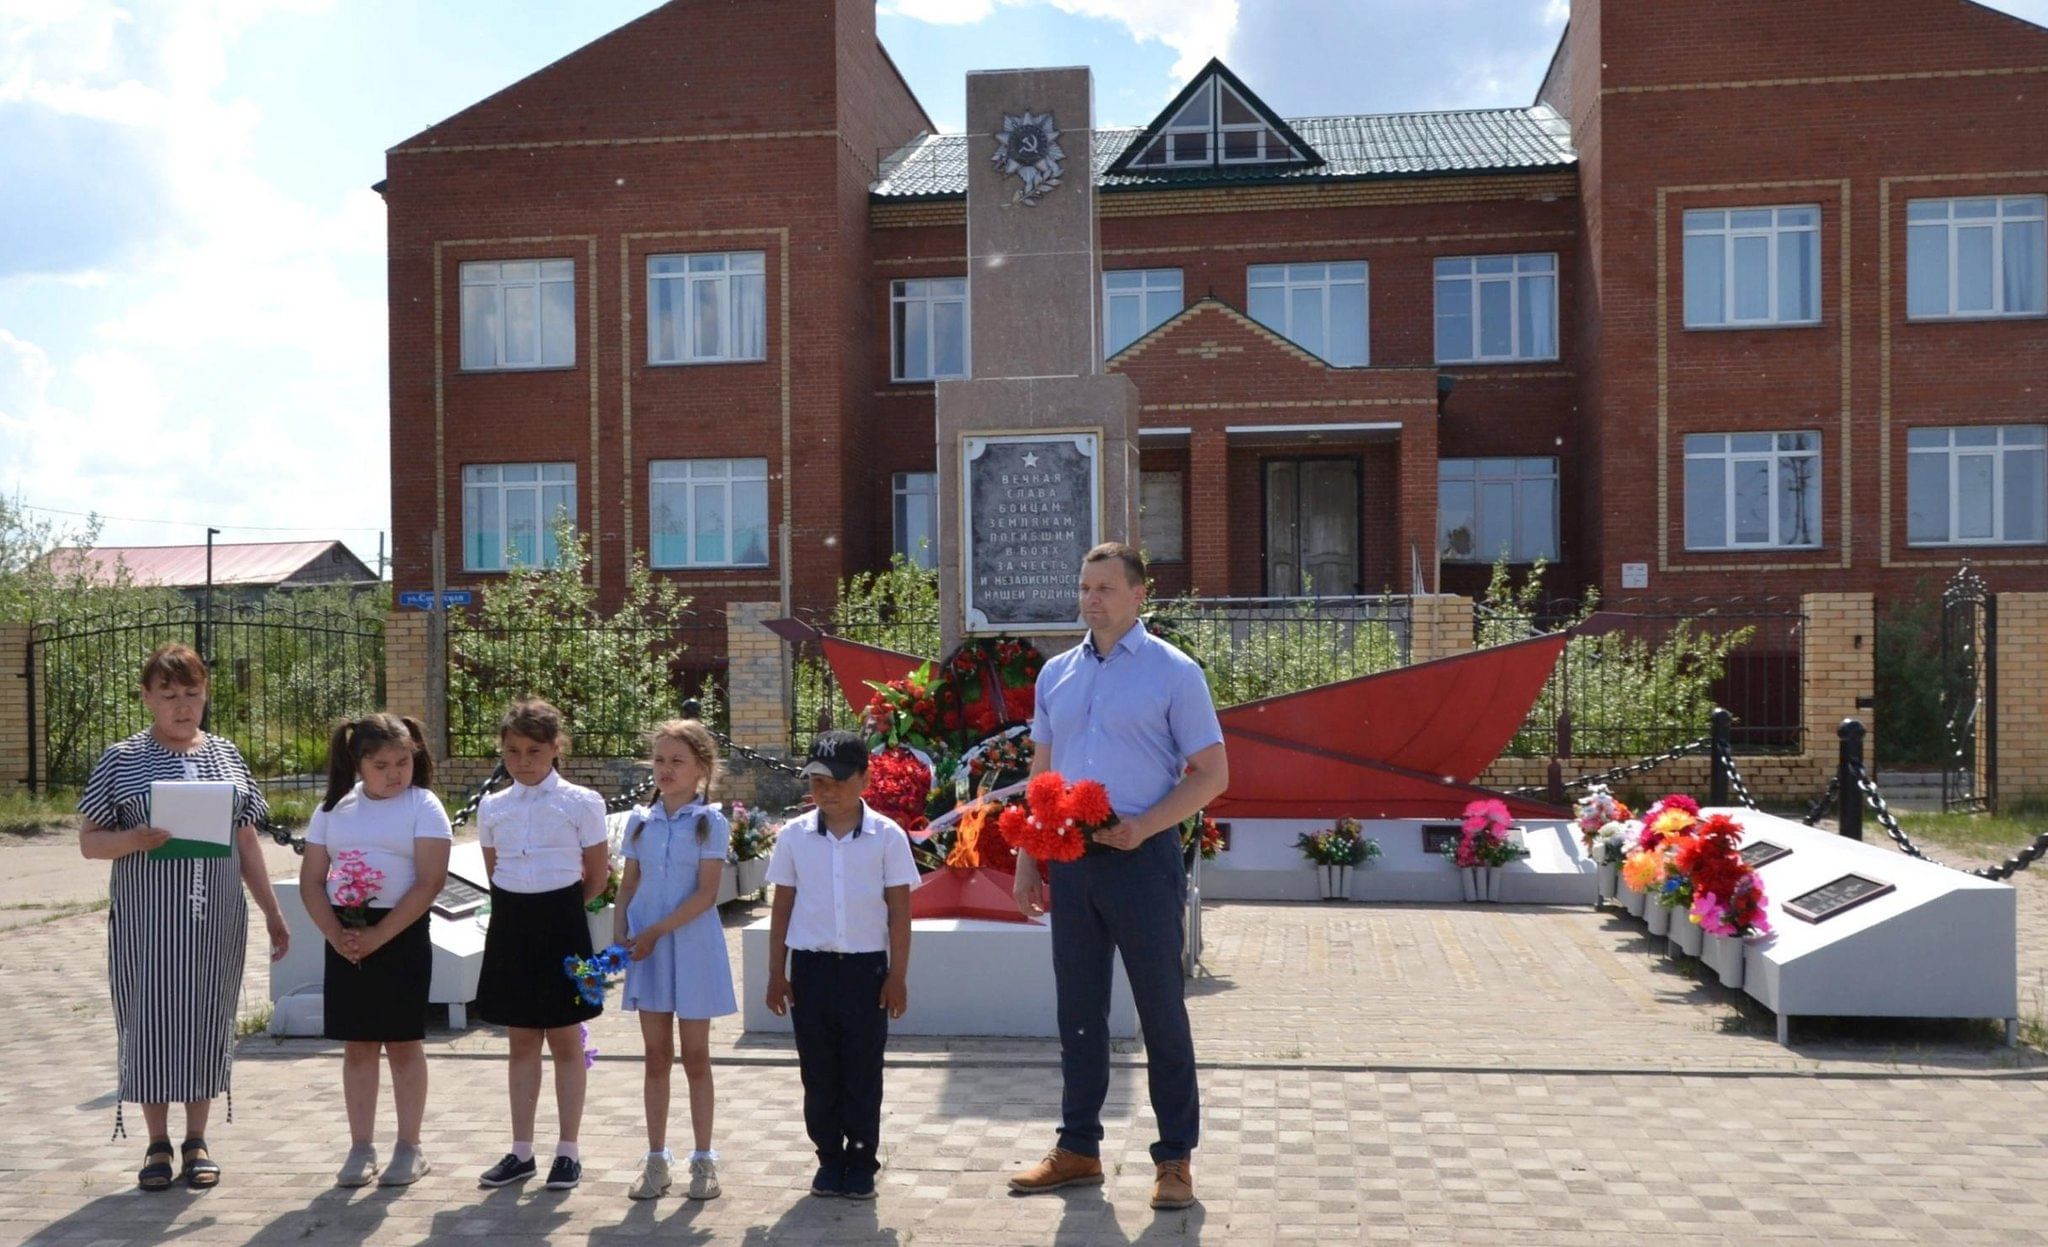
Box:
[1104,269,1183,357]
[1907,196,2046,320]
[1437,458,1558,563]
[1906,425,2046,546]
[460,260,575,370]
[1682,206,1822,328]
[1434,254,1558,363]
[462,463,575,571]
[1683,432,1822,550]
[1247,262,1369,367]
[892,471,938,569]
[649,458,770,567]
[890,279,968,382]
[648,251,766,364]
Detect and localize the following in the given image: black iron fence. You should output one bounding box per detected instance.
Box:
[32,601,385,790]
[446,609,729,759]
[1476,597,1805,758]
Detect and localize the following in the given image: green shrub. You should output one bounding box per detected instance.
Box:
[792,557,940,741]
[1873,587,1951,767]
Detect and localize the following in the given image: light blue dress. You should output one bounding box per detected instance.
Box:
[620,800,738,1018]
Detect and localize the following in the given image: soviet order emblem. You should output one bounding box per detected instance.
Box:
[992,110,1065,206]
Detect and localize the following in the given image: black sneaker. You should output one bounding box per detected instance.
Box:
[810,1161,843,1197]
[544,1156,582,1190]
[478,1154,535,1188]
[839,1168,877,1200]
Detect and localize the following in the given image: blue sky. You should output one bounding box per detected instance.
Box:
[3,0,2046,561]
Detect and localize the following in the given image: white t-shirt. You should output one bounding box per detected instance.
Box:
[306,784,454,907]
[476,769,609,894]
[764,801,919,954]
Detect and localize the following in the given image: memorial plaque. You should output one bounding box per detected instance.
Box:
[963,432,1099,631]
[1422,825,1461,856]
[1738,840,1792,868]
[1784,873,1896,923]
[431,874,489,921]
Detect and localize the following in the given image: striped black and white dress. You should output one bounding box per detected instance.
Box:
[78,731,269,1118]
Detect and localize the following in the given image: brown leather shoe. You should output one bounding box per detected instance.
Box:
[1150,1158,1195,1209]
[1008,1148,1104,1193]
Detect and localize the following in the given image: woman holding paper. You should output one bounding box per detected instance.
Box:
[77,642,290,1193]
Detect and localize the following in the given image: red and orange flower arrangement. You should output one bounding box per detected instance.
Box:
[997,771,1118,864]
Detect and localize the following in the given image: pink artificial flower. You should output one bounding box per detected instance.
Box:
[1461,799,1511,836]
[1691,891,1734,937]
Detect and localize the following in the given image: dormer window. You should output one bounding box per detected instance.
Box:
[1113,59,1321,175]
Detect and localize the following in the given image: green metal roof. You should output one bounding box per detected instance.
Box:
[872,105,1575,200]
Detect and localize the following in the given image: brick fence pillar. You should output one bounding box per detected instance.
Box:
[725,601,789,754]
[1800,592,1875,780]
[1187,430,1229,595]
[383,612,439,758]
[1408,595,1474,665]
[1994,592,2048,802]
[0,625,32,793]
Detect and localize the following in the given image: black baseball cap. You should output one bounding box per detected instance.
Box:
[801,730,870,781]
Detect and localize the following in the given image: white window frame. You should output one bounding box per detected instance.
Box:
[1131,76,1304,169]
[1433,254,1559,363]
[647,251,766,365]
[649,458,771,569]
[1437,458,1559,564]
[889,278,969,382]
[1682,432,1823,551]
[1906,195,2047,321]
[1682,205,1822,328]
[892,471,938,570]
[1103,268,1183,357]
[459,259,575,370]
[461,463,575,572]
[1906,425,2048,547]
[1140,470,1186,563]
[1246,261,1369,367]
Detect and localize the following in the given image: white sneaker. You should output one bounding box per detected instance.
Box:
[686,1156,721,1201]
[378,1143,430,1187]
[335,1143,378,1188]
[628,1154,672,1200]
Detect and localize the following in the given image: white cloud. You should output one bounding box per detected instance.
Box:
[881,0,1237,87]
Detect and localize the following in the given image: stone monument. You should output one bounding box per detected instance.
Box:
[936,67,1141,655]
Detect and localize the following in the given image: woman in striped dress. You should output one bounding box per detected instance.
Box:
[77,642,291,1192]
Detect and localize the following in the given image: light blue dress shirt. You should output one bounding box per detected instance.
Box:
[1029,623,1224,818]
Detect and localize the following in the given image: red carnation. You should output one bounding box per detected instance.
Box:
[997,804,1030,847]
[1026,771,1067,822]
[1065,780,1114,828]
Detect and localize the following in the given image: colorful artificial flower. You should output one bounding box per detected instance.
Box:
[1449,798,1522,868]
[1297,816,1380,867]
[861,746,933,833]
[1574,786,1632,852]
[562,944,630,1008]
[327,850,386,928]
[996,770,1109,863]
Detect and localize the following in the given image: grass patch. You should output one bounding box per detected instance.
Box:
[263,791,319,830]
[235,1002,273,1039]
[1892,798,2048,858]
[0,789,79,837]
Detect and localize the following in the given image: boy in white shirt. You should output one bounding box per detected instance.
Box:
[763,731,918,1201]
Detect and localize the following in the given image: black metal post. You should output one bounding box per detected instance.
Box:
[1985,593,1999,813]
[1837,718,1865,841]
[1708,707,1733,806]
[200,526,219,732]
[21,634,36,795]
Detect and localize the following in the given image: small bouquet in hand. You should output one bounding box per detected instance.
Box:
[563,944,630,1008]
[997,771,1115,864]
[327,850,385,929]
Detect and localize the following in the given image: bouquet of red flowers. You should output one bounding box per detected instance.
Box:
[862,745,933,833]
[997,771,1116,864]
[862,661,956,752]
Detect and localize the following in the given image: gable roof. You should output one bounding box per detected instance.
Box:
[42,541,375,589]
[1105,58,1322,176]
[1107,297,1335,372]
[874,103,1574,199]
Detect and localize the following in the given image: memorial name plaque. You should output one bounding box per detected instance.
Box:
[1784,873,1896,923]
[1421,825,1461,856]
[963,432,1099,631]
[1738,840,1792,868]
[432,875,488,921]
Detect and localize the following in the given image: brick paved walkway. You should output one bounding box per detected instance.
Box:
[5,835,2048,1244]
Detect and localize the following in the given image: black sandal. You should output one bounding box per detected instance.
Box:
[138,1140,175,1192]
[179,1138,220,1190]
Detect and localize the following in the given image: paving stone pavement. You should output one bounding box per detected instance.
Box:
[6,842,2048,1244]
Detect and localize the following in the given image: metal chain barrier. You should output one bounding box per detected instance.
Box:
[1507,738,1712,799]
[255,762,510,855]
[1713,739,1762,811]
[1842,761,2048,882]
[706,725,807,778]
[1802,776,1840,827]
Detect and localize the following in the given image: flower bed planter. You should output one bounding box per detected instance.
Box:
[1315,863,1353,901]
[1621,882,1646,916]
[1703,932,1745,989]
[1671,911,1704,957]
[1645,898,1672,937]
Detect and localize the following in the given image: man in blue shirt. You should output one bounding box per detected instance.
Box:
[1008,542,1228,1211]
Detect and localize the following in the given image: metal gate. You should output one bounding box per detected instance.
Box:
[1940,563,1996,813]
[27,601,385,792]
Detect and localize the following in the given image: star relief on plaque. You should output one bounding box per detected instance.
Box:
[992,110,1066,206]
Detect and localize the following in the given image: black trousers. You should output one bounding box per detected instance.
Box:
[789,949,890,1176]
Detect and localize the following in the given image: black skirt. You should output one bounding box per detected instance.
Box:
[324,908,432,1043]
[475,883,602,1030]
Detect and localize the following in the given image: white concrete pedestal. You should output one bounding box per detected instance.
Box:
[741,916,1138,1039]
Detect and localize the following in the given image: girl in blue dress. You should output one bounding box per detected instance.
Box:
[614,719,737,1201]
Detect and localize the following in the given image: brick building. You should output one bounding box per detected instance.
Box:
[381,0,2048,615]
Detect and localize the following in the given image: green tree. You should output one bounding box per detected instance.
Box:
[1149,594,1407,706]
[448,520,713,757]
[791,557,940,741]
